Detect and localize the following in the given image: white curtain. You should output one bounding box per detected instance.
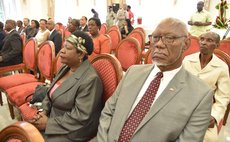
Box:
[1,0,22,22]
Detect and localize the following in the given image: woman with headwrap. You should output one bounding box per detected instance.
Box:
[31,31,103,142]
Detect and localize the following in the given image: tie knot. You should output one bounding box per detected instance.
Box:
[156,72,163,79]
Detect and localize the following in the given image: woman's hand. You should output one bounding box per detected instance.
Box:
[32,113,48,130]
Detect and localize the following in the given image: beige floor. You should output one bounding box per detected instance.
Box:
[0,94,230,142]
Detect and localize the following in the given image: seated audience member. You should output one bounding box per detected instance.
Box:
[120,19,134,39]
[23,18,31,35]
[17,20,24,34]
[183,31,230,142]
[35,19,50,47]
[79,16,88,32]
[68,19,80,33]
[47,19,62,55]
[30,31,103,142]
[96,18,213,142]
[88,17,111,60]
[26,19,39,41]
[0,20,22,67]
[0,21,6,50]
[67,17,72,27]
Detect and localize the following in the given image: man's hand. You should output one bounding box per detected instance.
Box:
[208,116,216,128]
[0,56,3,62]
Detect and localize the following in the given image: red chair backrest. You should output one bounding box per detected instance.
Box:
[53,52,62,76]
[115,37,141,71]
[219,39,230,56]
[144,48,153,64]
[132,27,146,38]
[91,54,123,102]
[23,38,38,72]
[107,29,122,51]
[99,23,107,34]
[37,41,55,82]
[183,36,200,57]
[63,27,71,40]
[107,25,119,33]
[128,30,145,51]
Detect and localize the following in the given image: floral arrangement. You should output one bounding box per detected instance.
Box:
[213,0,230,29]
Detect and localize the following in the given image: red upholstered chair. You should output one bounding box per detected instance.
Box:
[106,29,122,53]
[0,121,44,142]
[132,27,146,39]
[219,39,230,56]
[213,49,230,133]
[0,38,38,107]
[0,38,38,89]
[99,23,107,34]
[107,25,119,33]
[115,37,141,71]
[90,54,123,103]
[183,35,200,57]
[53,52,62,76]
[128,30,145,51]
[5,41,55,119]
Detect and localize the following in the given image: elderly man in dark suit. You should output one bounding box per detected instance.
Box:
[47,19,62,55]
[96,17,213,142]
[0,19,22,67]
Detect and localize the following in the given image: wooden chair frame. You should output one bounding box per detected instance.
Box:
[0,121,44,142]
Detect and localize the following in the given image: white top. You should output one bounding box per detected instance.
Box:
[35,29,50,46]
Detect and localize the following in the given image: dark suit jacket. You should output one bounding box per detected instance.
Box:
[48,29,62,55]
[97,65,213,142]
[0,30,22,67]
[42,60,103,142]
[79,25,88,32]
[0,30,6,50]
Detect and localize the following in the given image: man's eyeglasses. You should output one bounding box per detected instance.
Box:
[152,35,187,44]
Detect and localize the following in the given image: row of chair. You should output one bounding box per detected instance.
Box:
[0,39,56,119]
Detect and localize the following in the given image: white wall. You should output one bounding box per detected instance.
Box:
[54,0,107,25]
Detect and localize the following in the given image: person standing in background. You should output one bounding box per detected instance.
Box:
[127,5,134,25]
[91,9,99,19]
[116,4,128,30]
[106,6,116,28]
[188,1,212,37]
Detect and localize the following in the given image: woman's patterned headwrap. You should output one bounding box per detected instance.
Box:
[66,34,88,55]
